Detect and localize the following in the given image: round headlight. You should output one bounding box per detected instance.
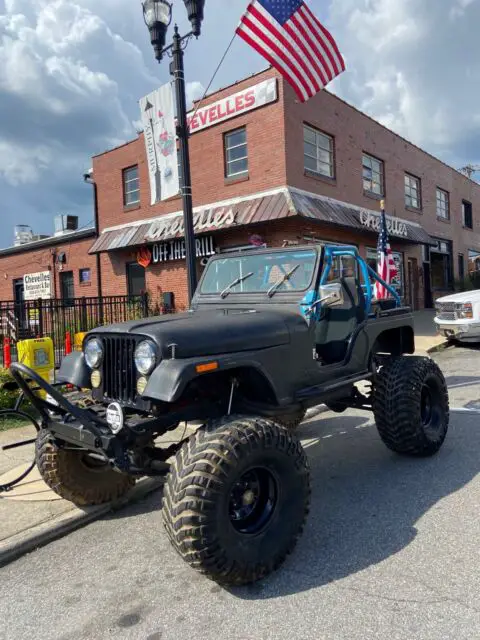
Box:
[134,341,156,375]
[84,338,103,369]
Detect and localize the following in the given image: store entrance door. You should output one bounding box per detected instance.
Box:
[423,262,433,308]
[407,258,419,310]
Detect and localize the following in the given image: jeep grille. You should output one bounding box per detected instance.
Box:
[102,336,137,403]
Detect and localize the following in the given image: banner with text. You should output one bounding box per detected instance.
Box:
[24,271,52,301]
[139,83,179,204]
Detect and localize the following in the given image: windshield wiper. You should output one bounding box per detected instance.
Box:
[220,272,254,298]
[267,264,300,297]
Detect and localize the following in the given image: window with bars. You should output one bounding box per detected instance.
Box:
[362,153,384,195]
[123,165,140,207]
[436,188,449,220]
[224,128,248,178]
[303,125,334,178]
[404,173,421,209]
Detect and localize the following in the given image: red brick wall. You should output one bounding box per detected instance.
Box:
[0,237,98,301]
[283,80,480,284]
[93,68,287,234]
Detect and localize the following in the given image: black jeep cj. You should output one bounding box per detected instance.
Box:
[11,244,449,586]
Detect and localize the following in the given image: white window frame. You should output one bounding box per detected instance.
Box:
[303,124,334,178]
[123,165,140,206]
[436,187,449,220]
[362,153,384,196]
[404,173,421,209]
[224,128,248,178]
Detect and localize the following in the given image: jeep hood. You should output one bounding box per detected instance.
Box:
[92,308,295,357]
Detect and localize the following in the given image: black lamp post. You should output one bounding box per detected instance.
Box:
[142,0,205,304]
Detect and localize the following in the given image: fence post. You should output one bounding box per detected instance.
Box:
[37,298,44,338]
[81,297,88,331]
[141,292,149,317]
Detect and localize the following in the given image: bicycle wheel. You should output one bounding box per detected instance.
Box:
[0,409,41,493]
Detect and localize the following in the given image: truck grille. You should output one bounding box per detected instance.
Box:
[436,302,456,321]
[102,336,137,403]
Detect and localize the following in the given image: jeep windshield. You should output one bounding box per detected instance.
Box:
[200,249,318,296]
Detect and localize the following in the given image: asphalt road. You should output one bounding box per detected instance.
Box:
[0,348,479,640]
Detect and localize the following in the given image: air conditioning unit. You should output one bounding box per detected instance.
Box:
[54,215,79,236]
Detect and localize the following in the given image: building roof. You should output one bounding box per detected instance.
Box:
[88,187,434,255]
[0,228,96,258]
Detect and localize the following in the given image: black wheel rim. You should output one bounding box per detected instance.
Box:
[420,378,443,436]
[229,468,277,534]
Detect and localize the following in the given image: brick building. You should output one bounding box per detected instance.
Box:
[3,67,480,312]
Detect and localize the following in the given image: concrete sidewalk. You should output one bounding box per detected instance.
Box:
[0,311,444,567]
[412,309,446,354]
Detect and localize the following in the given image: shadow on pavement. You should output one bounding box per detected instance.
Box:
[230,413,480,600]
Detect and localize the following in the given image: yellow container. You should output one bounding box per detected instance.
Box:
[17,337,55,398]
[74,332,87,352]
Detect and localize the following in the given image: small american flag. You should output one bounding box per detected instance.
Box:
[373,205,398,300]
[236,0,345,103]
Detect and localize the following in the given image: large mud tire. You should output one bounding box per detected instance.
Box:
[35,429,135,506]
[162,415,310,586]
[373,356,449,457]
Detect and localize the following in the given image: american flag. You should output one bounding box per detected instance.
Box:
[236,0,345,103]
[373,207,398,300]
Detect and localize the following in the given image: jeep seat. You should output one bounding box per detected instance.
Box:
[316,277,365,364]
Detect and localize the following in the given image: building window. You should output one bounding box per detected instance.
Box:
[224,128,248,178]
[404,173,421,210]
[468,249,480,275]
[126,263,146,297]
[79,268,91,284]
[123,165,140,207]
[436,188,449,220]
[367,247,404,297]
[430,239,453,291]
[462,200,473,229]
[362,154,384,196]
[303,124,334,178]
[458,254,465,282]
[60,271,75,302]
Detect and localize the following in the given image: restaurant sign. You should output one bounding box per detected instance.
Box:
[359,211,408,238]
[145,208,236,243]
[151,236,216,264]
[24,271,52,301]
[186,78,277,134]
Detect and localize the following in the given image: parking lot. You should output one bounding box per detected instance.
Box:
[0,346,479,640]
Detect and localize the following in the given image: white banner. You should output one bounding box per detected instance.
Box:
[24,271,52,300]
[187,78,278,134]
[139,83,179,204]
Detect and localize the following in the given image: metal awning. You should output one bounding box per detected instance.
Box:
[89,187,435,254]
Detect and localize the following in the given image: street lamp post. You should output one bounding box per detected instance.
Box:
[142,0,205,304]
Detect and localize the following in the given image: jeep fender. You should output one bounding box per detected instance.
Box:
[143,355,280,404]
[56,351,92,388]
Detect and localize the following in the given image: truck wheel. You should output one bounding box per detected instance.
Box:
[162,415,310,586]
[35,429,135,506]
[272,409,306,430]
[373,356,449,457]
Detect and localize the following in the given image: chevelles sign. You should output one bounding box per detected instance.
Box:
[359,211,408,239]
[145,208,237,242]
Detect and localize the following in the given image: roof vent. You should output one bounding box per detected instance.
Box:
[54,215,79,236]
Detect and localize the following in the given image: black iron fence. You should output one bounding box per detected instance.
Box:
[0,294,159,367]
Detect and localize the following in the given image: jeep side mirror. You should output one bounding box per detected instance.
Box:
[318,282,344,308]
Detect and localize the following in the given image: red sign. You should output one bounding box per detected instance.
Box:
[187,78,277,134]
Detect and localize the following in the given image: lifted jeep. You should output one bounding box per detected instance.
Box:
[11,244,449,586]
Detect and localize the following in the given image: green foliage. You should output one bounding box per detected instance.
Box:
[0,368,20,410]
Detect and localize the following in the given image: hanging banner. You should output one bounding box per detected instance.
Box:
[139,83,180,204]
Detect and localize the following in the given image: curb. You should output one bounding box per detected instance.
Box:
[0,476,165,568]
[426,340,451,354]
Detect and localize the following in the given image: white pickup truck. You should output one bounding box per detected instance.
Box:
[434,290,480,342]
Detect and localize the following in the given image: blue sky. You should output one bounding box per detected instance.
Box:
[0,0,479,247]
